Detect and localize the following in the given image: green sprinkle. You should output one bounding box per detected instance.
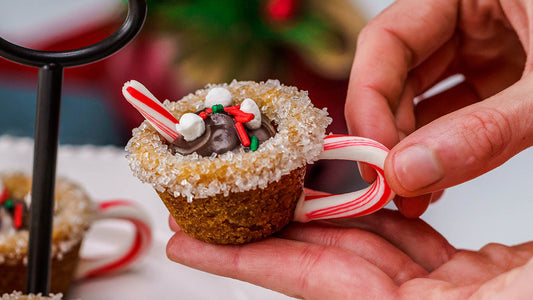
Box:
[250,136,259,151]
[212,104,224,113]
[4,200,13,209]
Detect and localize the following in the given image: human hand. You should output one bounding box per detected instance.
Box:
[166,210,533,299]
[345,0,533,217]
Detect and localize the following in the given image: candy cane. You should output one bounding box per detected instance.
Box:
[75,200,152,279]
[122,80,180,142]
[294,135,395,222]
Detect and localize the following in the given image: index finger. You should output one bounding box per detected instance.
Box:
[345,0,459,147]
[167,232,397,299]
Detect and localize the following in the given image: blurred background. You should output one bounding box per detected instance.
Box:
[1,3,532,299]
[0,0,393,193]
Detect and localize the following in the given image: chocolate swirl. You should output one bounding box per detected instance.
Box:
[170,112,276,156]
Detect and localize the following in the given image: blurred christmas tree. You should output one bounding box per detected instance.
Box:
[145,0,365,88]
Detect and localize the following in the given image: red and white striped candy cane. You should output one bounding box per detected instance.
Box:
[122,80,180,142]
[294,135,395,222]
[75,200,152,279]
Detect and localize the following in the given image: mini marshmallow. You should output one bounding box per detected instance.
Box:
[240,98,261,129]
[176,113,206,141]
[205,87,233,108]
[24,193,32,208]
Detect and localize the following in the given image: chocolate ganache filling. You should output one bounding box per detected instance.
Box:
[170,111,276,156]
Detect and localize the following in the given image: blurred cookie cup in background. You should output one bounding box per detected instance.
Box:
[0,173,152,294]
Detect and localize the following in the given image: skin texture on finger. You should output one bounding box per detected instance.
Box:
[325,209,457,271]
[386,75,533,196]
[167,232,397,299]
[277,222,428,284]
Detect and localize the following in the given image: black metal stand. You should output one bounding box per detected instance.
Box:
[0,0,146,294]
[26,63,63,293]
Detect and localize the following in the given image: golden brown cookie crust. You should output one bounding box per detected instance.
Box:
[160,167,305,244]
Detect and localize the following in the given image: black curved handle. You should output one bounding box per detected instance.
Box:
[0,0,147,67]
[0,0,147,295]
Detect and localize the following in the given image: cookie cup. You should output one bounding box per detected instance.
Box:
[0,173,93,294]
[127,80,331,244]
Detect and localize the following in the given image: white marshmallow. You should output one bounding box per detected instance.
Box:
[240,98,262,129]
[176,113,206,141]
[205,87,233,108]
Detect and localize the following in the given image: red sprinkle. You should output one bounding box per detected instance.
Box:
[14,203,23,228]
[205,108,213,114]
[0,188,8,203]
[235,114,254,123]
[224,107,238,114]
[234,122,250,147]
[224,105,240,112]
[227,109,254,123]
[199,111,208,119]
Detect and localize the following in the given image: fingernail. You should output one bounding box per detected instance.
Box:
[393,145,443,191]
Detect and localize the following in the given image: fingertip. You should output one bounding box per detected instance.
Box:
[393,197,403,212]
[386,144,444,194]
[394,194,431,218]
[166,230,207,263]
[166,231,185,260]
[430,190,445,203]
[168,214,181,232]
[358,162,377,183]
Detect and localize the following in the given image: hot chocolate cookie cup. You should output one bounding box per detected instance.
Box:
[126,80,331,244]
[0,173,93,294]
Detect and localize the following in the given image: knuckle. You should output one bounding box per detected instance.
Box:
[391,258,427,284]
[457,108,513,165]
[479,243,512,259]
[479,243,531,269]
[449,250,480,265]
[428,233,457,267]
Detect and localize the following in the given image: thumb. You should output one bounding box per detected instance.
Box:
[384,79,533,196]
